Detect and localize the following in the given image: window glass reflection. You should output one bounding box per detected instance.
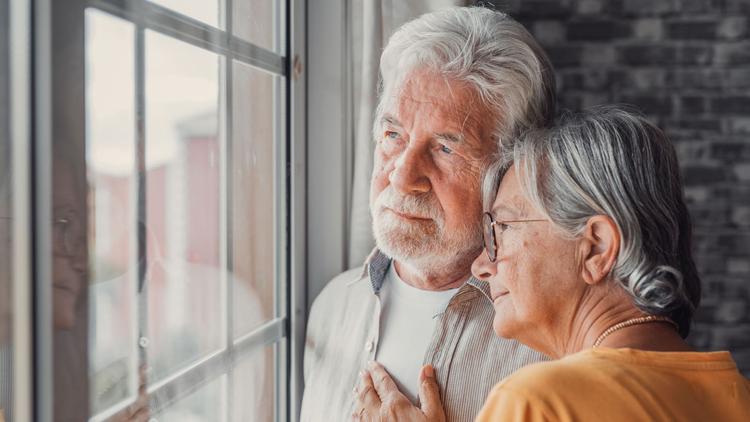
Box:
[85,10,139,417]
[232,61,277,339]
[157,376,225,421]
[48,3,287,420]
[233,0,284,54]
[232,345,275,421]
[144,31,224,383]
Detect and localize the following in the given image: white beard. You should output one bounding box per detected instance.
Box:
[371,185,482,271]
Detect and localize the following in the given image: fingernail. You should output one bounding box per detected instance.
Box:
[424,365,434,378]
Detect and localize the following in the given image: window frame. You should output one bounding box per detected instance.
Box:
[8,0,33,421]
[19,0,308,420]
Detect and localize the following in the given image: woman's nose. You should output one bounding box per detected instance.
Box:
[471,248,497,281]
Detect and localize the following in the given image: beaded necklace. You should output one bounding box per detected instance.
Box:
[593,315,679,348]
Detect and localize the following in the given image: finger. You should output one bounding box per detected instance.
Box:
[137,365,149,393]
[350,406,369,422]
[419,365,445,421]
[367,361,401,401]
[129,407,150,422]
[359,369,381,408]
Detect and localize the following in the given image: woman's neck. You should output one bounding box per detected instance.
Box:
[594,322,694,352]
[550,287,692,358]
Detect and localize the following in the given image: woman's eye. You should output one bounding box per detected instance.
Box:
[440,144,453,154]
[498,222,510,232]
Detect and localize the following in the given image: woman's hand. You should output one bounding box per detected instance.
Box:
[352,361,446,422]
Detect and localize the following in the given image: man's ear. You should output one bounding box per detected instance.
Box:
[578,215,620,285]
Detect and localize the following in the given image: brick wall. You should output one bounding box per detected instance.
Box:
[483,0,750,375]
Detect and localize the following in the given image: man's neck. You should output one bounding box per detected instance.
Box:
[392,259,469,291]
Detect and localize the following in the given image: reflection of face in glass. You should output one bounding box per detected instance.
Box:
[52,162,86,330]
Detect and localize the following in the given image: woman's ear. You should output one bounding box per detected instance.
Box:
[579,215,620,285]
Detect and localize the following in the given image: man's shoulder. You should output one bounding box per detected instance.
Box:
[329,266,367,288]
[309,266,370,316]
[317,266,367,298]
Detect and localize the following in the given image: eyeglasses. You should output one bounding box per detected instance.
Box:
[482,212,547,262]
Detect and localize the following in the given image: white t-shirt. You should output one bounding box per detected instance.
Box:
[375,262,460,404]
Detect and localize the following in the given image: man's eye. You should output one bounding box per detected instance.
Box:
[385,131,400,140]
[440,145,453,154]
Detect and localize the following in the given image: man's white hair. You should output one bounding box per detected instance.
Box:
[375,6,557,149]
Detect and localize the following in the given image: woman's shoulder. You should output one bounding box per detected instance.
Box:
[477,352,608,422]
[478,350,623,421]
[495,349,607,392]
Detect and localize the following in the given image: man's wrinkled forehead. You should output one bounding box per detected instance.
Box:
[380,71,488,131]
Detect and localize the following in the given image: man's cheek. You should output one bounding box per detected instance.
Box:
[370,172,389,207]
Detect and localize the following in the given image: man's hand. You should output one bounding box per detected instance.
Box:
[110,365,150,422]
[351,361,446,422]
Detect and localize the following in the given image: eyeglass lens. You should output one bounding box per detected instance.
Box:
[483,212,496,262]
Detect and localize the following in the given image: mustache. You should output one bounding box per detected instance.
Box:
[374,186,443,221]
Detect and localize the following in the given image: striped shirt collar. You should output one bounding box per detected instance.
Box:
[352,248,493,304]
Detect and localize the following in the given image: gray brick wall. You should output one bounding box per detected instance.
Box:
[482,0,750,375]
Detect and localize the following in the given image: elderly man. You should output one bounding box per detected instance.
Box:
[301,7,556,422]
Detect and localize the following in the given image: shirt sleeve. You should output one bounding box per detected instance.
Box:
[475,385,552,422]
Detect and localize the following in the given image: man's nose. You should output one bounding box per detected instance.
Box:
[388,145,431,195]
[471,249,496,281]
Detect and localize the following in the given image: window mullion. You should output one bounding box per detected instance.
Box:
[32,0,55,419]
[146,349,231,414]
[232,317,287,360]
[223,0,234,420]
[86,0,286,76]
[134,22,151,416]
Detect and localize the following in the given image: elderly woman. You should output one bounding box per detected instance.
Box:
[353,106,750,421]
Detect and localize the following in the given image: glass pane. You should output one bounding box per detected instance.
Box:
[231,61,277,339]
[149,0,219,28]
[0,0,13,418]
[232,345,275,422]
[85,10,139,417]
[158,376,226,421]
[233,0,285,54]
[145,31,224,382]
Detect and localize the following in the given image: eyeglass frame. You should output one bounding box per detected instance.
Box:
[482,211,547,262]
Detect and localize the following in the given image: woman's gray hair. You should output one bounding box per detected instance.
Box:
[484,106,701,338]
[375,6,556,146]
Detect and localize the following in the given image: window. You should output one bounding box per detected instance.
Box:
[82,1,289,420]
[1,0,306,420]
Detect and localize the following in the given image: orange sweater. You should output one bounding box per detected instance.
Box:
[476,348,750,422]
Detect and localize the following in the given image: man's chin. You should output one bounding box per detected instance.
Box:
[372,219,483,266]
[373,222,425,250]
